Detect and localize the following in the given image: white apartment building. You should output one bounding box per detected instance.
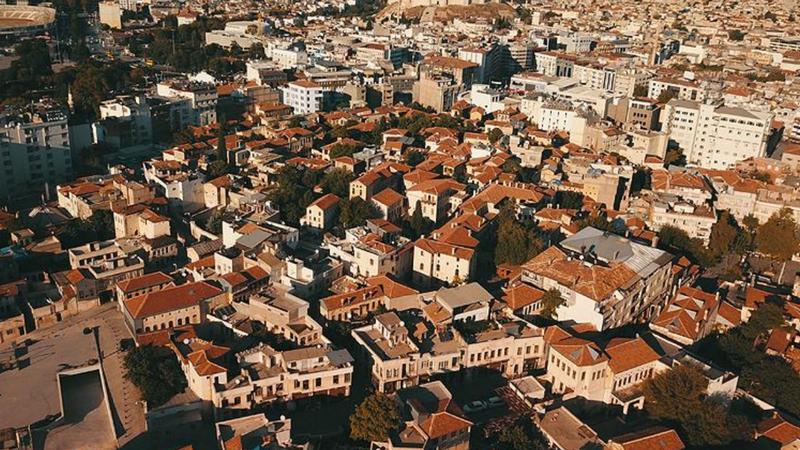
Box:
[0,107,73,196]
[664,99,773,169]
[96,95,153,148]
[521,96,586,134]
[613,69,654,97]
[648,78,706,102]
[156,81,218,126]
[509,43,536,71]
[281,81,324,115]
[535,52,575,77]
[271,48,308,70]
[769,37,800,53]
[572,63,616,92]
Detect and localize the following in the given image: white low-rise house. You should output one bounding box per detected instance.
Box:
[353,310,544,394]
[649,197,716,245]
[271,48,308,70]
[406,179,466,224]
[300,193,340,231]
[281,256,344,298]
[143,160,205,212]
[521,96,587,133]
[214,344,354,416]
[329,230,413,280]
[546,336,608,401]
[113,204,171,239]
[412,238,476,288]
[432,283,493,323]
[469,84,506,114]
[545,327,664,413]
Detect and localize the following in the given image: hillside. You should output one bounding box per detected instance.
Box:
[377,2,517,23]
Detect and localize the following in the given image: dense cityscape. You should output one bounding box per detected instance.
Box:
[0,0,800,449]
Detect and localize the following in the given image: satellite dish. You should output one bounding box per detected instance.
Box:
[280,415,286,421]
[183,338,190,345]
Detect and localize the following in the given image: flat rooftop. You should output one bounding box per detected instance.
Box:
[34,368,117,450]
[0,326,98,429]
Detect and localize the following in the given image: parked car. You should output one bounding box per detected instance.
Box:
[463,400,488,413]
[486,396,505,408]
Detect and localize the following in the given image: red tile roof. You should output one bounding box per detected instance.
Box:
[117,272,174,293]
[125,281,223,319]
[612,427,685,450]
[604,337,659,374]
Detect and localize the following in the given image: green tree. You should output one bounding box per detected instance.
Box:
[216,117,227,162]
[709,210,744,258]
[338,197,379,230]
[330,143,364,159]
[320,168,354,198]
[742,214,759,233]
[350,393,401,442]
[632,84,649,97]
[496,416,550,450]
[644,364,708,422]
[206,208,234,235]
[248,42,264,59]
[697,305,800,418]
[403,149,426,167]
[657,225,714,267]
[740,302,785,342]
[728,29,746,41]
[488,128,504,144]
[756,208,799,262]
[494,204,543,266]
[664,147,685,166]
[171,128,197,145]
[89,209,115,241]
[554,191,584,209]
[643,364,751,447]
[680,399,752,448]
[123,344,187,407]
[407,202,432,239]
[657,89,678,103]
[207,160,230,179]
[756,208,799,281]
[539,288,565,320]
[268,165,318,225]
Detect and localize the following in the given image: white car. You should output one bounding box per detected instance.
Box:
[463,400,488,413]
[486,396,505,408]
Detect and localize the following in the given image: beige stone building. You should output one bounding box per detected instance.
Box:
[122,281,227,335]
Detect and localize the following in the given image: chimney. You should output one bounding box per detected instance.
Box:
[651,235,659,248]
